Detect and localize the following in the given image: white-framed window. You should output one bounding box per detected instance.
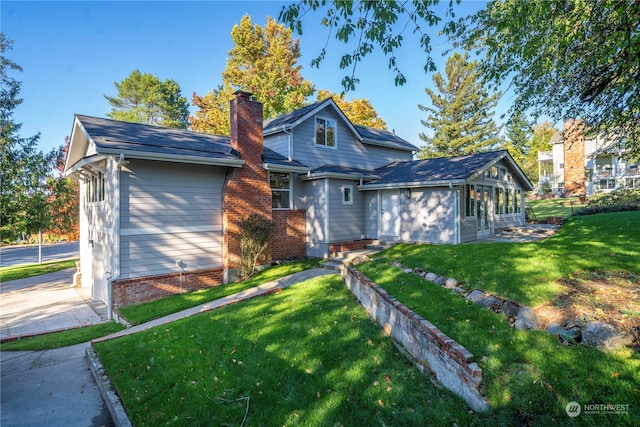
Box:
[315,117,336,147]
[86,171,105,203]
[269,172,291,209]
[342,185,353,205]
[465,184,476,217]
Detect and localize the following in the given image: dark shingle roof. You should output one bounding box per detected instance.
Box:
[367,151,512,186]
[263,147,307,169]
[77,115,240,161]
[263,99,331,134]
[353,125,417,152]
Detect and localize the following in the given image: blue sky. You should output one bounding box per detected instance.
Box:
[2,0,494,155]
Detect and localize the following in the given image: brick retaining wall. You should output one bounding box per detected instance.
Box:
[342,265,489,412]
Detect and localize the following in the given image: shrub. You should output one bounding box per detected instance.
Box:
[239,213,275,280]
[575,189,640,216]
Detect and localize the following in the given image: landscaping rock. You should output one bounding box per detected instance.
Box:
[581,321,634,351]
[560,327,581,343]
[501,301,521,317]
[465,289,486,304]
[444,278,459,289]
[546,323,564,336]
[450,286,466,295]
[433,275,445,285]
[403,268,413,274]
[514,307,540,330]
[425,272,438,282]
[479,295,502,311]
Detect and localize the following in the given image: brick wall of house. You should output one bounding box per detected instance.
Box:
[271,209,306,260]
[564,120,586,196]
[112,268,223,308]
[223,91,273,281]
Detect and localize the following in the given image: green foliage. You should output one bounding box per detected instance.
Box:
[417,52,502,158]
[521,121,557,183]
[279,0,449,91]
[239,213,276,280]
[502,110,531,165]
[104,69,189,129]
[575,189,640,216]
[191,15,315,135]
[1,33,58,243]
[316,89,387,129]
[452,0,640,159]
[0,322,124,351]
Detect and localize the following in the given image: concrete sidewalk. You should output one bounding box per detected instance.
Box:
[0,268,107,341]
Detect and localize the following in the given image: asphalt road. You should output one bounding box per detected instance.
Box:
[0,242,79,267]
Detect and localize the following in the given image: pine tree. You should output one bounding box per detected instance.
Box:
[190,15,315,135]
[417,52,501,159]
[502,109,532,165]
[104,70,190,129]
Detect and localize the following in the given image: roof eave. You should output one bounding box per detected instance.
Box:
[359,179,466,190]
[301,172,379,181]
[263,163,309,173]
[97,147,244,167]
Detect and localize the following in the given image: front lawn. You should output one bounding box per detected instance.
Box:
[527,197,584,218]
[380,212,640,307]
[94,276,476,426]
[117,258,322,325]
[0,259,78,282]
[0,322,124,351]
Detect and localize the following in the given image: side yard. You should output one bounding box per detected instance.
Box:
[92,211,639,426]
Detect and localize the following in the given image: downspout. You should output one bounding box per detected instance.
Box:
[106,154,124,321]
[281,125,292,161]
[450,183,460,245]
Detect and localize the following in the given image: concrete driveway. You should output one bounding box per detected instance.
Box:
[0,269,113,426]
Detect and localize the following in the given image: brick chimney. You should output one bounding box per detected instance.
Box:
[223,91,272,282]
[563,119,586,196]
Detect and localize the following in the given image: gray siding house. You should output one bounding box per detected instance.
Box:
[65,92,533,315]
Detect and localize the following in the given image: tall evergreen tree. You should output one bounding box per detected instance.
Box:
[104,70,190,129]
[503,109,532,165]
[1,33,56,244]
[417,52,501,159]
[191,15,315,135]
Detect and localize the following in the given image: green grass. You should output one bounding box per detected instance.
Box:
[0,322,124,351]
[527,197,584,218]
[95,276,477,426]
[357,261,640,426]
[117,258,322,325]
[92,212,640,426]
[378,212,640,307]
[0,259,78,282]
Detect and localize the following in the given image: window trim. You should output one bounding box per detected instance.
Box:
[315,116,337,149]
[269,171,292,210]
[341,184,353,205]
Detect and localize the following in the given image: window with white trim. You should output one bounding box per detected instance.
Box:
[315,117,336,147]
[269,172,291,209]
[342,185,353,205]
[86,171,105,203]
[465,184,476,217]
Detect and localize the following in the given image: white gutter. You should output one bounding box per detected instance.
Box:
[262,163,308,173]
[106,154,125,320]
[97,148,245,168]
[359,179,466,191]
[281,125,293,160]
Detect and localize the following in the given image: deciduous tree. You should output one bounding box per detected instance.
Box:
[316,90,386,129]
[191,15,315,135]
[1,34,56,245]
[417,52,501,159]
[452,0,640,158]
[105,70,190,129]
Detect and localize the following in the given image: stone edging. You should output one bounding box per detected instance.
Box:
[341,265,489,412]
[86,346,133,427]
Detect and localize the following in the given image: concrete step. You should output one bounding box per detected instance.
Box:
[320,260,344,271]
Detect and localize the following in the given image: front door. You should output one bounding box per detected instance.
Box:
[477,186,492,238]
[380,190,400,238]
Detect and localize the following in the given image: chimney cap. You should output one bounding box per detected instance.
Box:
[234,90,254,99]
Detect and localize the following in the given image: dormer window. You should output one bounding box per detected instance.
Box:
[315,117,336,147]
